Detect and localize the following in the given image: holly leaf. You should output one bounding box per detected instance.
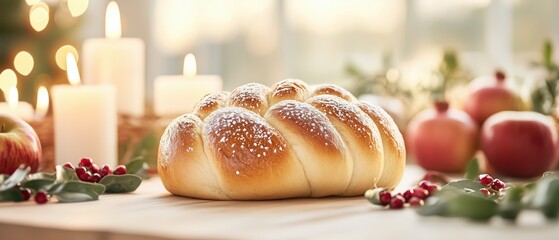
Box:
[55,165,79,183]
[99,174,142,193]
[27,172,56,181]
[50,181,105,203]
[0,188,24,202]
[446,193,498,221]
[499,186,523,221]
[441,180,485,194]
[0,166,30,191]
[464,158,480,181]
[130,132,158,168]
[21,179,55,192]
[0,174,8,185]
[125,157,148,177]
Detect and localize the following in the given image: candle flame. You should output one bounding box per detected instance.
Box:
[66,53,81,86]
[8,87,18,110]
[105,1,121,39]
[36,86,49,119]
[183,54,197,77]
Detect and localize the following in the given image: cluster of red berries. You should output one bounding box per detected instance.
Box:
[12,185,50,204]
[477,173,506,197]
[63,158,127,183]
[369,180,440,209]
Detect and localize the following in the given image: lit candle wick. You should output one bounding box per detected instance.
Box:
[184,53,197,77]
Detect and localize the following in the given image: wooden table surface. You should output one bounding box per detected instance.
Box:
[0,165,558,240]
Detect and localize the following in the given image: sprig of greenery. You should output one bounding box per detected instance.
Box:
[417,171,559,221]
[531,40,559,115]
[0,159,146,203]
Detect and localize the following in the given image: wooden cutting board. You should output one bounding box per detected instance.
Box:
[0,165,557,240]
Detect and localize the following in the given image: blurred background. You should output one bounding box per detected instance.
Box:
[0,0,558,113]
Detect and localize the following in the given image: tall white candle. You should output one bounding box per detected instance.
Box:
[153,54,223,117]
[0,87,35,121]
[82,1,145,116]
[52,53,117,167]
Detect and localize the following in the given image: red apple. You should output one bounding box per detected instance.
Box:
[463,71,521,126]
[481,111,558,178]
[407,101,478,172]
[0,113,42,174]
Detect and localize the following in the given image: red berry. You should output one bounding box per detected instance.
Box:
[76,167,87,176]
[389,195,405,209]
[478,174,494,186]
[99,164,112,177]
[480,188,490,197]
[113,165,127,175]
[419,180,439,196]
[402,189,414,202]
[76,167,87,177]
[90,173,102,183]
[412,187,429,200]
[89,164,99,174]
[408,197,424,207]
[34,191,50,204]
[63,162,75,170]
[379,191,392,206]
[491,179,506,191]
[418,180,432,189]
[79,158,93,167]
[78,171,93,182]
[20,188,32,201]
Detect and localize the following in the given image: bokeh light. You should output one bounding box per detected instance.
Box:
[55,45,79,70]
[13,51,34,76]
[68,0,89,17]
[30,2,50,32]
[0,69,18,99]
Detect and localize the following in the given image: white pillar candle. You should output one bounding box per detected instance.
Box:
[153,54,223,117]
[82,1,145,116]
[0,87,35,121]
[52,53,117,167]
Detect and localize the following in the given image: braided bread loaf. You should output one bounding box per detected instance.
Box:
[157,79,405,200]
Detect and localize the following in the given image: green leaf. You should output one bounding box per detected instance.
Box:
[131,132,158,165]
[416,196,448,216]
[21,179,55,192]
[499,186,523,221]
[0,188,24,202]
[446,194,498,221]
[51,181,105,203]
[441,180,485,194]
[55,165,79,183]
[0,174,8,184]
[125,157,147,176]
[364,188,386,206]
[464,158,480,181]
[530,172,557,208]
[98,174,142,193]
[0,166,31,191]
[541,179,559,219]
[27,172,56,181]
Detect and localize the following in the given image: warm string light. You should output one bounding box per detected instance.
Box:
[183,54,197,77]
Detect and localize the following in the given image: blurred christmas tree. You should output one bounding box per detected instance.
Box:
[0,0,83,105]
